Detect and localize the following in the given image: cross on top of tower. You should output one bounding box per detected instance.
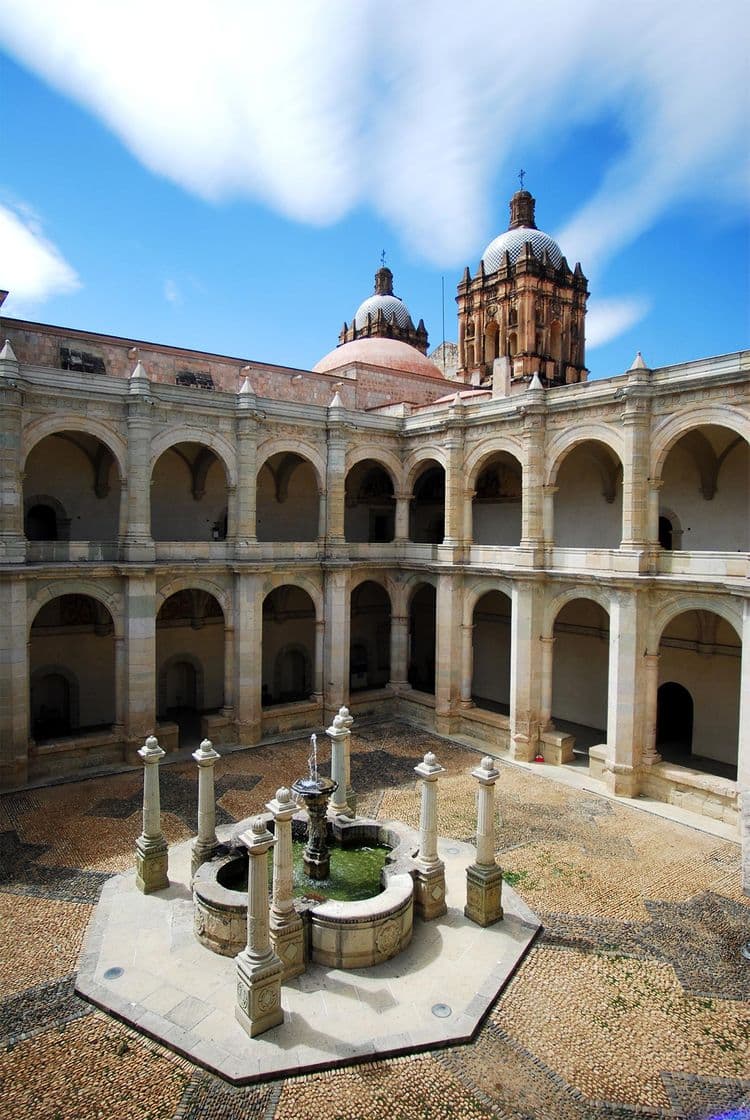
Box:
[380,249,386,268]
[518,168,526,190]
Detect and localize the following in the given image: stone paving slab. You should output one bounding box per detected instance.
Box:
[76,830,540,1084]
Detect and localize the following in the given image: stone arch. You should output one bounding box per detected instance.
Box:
[470,587,512,713]
[24,494,71,541]
[256,439,325,489]
[545,425,624,487]
[30,663,80,739]
[261,572,323,619]
[344,458,396,543]
[548,433,624,549]
[157,652,205,717]
[550,593,611,746]
[544,585,612,637]
[150,428,236,487]
[462,577,515,626]
[22,416,127,482]
[407,580,437,694]
[650,407,750,480]
[28,581,123,637]
[350,579,392,692]
[648,595,742,653]
[465,439,524,489]
[262,585,317,706]
[156,576,230,621]
[404,448,448,491]
[344,446,402,490]
[350,571,393,603]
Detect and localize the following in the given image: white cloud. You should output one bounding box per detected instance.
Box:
[164,278,181,306]
[0,201,80,305]
[586,296,650,350]
[0,0,746,270]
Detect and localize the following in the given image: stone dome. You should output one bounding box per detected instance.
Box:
[313,337,445,379]
[354,293,412,330]
[481,227,563,273]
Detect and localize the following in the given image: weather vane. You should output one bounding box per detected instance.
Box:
[518,168,526,190]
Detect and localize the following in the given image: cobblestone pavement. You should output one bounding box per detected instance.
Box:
[1,721,748,1119]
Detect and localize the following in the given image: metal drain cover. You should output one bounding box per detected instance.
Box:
[103,967,124,980]
[431,1003,452,1018]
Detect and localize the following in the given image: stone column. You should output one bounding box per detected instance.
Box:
[388,613,409,692]
[234,571,262,743]
[325,425,347,550]
[124,572,157,760]
[519,394,546,553]
[135,735,169,893]
[509,580,543,761]
[235,817,284,1037]
[542,484,557,549]
[326,711,352,817]
[324,568,349,718]
[412,752,447,920]
[442,427,465,547]
[123,364,155,562]
[222,621,235,722]
[313,619,325,705]
[641,653,662,766]
[394,492,410,542]
[338,705,356,814]
[0,341,26,563]
[435,573,461,734]
[539,636,555,731]
[234,386,259,556]
[604,590,642,797]
[465,756,503,926]
[739,601,750,896]
[191,738,221,878]
[459,622,475,707]
[0,579,28,788]
[620,373,652,550]
[267,787,305,980]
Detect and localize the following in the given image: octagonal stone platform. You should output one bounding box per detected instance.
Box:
[75,828,541,1084]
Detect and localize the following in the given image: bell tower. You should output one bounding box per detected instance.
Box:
[457,189,588,389]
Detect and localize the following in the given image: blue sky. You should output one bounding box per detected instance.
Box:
[0,0,748,380]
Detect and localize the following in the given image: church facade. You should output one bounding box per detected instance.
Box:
[0,191,747,851]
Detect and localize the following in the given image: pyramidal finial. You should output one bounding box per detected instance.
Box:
[528,372,544,391]
[629,351,649,371]
[330,389,343,408]
[239,376,253,394]
[130,359,148,381]
[0,339,18,362]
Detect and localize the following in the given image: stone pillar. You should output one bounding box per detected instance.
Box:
[191,738,221,878]
[394,492,410,542]
[465,756,503,926]
[338,704,356,814]
[542,484,557,549]
[0,342,26,563]
[388,613,409,692]
[123,365,155,562]
[313,619,325,705]
[267,787,305,980]
[459,622,474,707]
[0,579,28,787]
[641,652,662,766]
[135,735,169,893]
[234,572,262,743]
[222,620,235,720]
[124,572,157,759]
[325,426,347,549]
[412,752,447,920]
[539,636,555,731]
[739,601,750,895]
[620,374,652,550]
[442,427,465,547]
[604,590,642,797]
[235,817,284,1037]
[509,580,543,761]
[234,387,259,555]
[519,393,546,552]
[435,573,461,733]
[324,568,349,718]
[326,711,352,817]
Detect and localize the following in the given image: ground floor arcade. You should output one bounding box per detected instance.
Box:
[0,566,746,831]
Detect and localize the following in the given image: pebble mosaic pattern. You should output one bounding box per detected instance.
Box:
[1,719,748,1119]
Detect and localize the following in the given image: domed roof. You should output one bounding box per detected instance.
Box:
[354,292,412,330]
[313,337,444,379]
[481,227,563,272]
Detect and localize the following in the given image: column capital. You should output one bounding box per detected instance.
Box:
[138,735,164,764]
[472,756,499,784]
[415,751,445,781]
[266,786,297,821]
[192,737,219,765]
[238,816,276,855]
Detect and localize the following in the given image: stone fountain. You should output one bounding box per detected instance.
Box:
[291,733,337,880]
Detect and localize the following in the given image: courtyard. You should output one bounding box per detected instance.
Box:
[1,721,748,1120]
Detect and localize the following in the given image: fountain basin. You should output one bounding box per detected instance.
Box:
[193,817,417,968]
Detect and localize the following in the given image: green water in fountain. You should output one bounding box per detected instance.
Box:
[248,842,390,902]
